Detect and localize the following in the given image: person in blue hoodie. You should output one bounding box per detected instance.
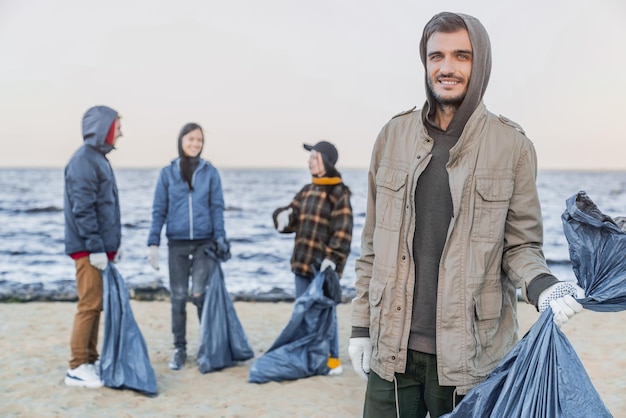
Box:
[64,105,123,388]
[147,122,230,370]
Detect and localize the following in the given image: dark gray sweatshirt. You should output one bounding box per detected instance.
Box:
[409,13,493,354]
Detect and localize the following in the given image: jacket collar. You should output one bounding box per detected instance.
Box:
[420,102,488,166]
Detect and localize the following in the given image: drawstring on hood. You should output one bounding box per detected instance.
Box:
[82,105,119,154]
[178,122,204,190]
[419,12,492,136]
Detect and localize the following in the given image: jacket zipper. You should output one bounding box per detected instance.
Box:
[188,193,193,240]
[188,169,199,240]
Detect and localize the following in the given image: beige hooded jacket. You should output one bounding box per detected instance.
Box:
[351,13,552,394]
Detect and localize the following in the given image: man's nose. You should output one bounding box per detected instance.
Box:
[439,56,455,75]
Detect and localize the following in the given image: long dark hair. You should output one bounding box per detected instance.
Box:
[178,122,204,190]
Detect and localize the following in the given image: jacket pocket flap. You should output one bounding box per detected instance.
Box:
[369,280,386,306]
[474,291,502,321]
[475,177,514,202]
[376,167,406,192]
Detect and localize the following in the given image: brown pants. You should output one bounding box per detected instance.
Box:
[69,257,103,369]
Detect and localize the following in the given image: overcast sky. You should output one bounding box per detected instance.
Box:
[1,0,624,170]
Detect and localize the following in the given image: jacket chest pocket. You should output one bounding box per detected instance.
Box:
[471,177,514,243]
[375,167,407,232]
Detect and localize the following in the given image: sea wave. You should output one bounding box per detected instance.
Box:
[1,168,626,302]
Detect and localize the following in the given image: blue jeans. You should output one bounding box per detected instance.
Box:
[168,243,217,350]
[294,274,339,358]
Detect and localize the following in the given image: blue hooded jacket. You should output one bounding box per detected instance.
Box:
[64,105,122,255]
[147,158,225,246]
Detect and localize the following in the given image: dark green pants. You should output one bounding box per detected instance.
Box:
[363,350,462,418]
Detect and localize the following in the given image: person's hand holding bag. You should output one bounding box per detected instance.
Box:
[538,281,585,327]
[89,252,108,270]
[320,258,336,272]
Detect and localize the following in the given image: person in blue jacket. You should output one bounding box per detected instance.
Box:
[64,105,123,388]
[147,122,230,370]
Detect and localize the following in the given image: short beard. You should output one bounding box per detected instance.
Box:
[427,80,465,109]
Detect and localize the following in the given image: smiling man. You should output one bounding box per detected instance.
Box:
[348,12,584,417]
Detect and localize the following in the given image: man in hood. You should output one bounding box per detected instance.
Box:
[348,12,584,417]
[63,105,123,388]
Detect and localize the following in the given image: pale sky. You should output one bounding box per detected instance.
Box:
[1,0,625,169]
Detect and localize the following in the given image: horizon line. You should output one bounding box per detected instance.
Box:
[1,165,626,173]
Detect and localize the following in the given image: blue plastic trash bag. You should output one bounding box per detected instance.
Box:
[444,309,611,417]
[248,268,338,383]
[562,191,626,312]
[100,264,158,396]
[444,191,624,417]
[197,251,254,373]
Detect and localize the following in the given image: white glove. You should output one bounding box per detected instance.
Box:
[538,282,585,328]
[276,208,293,232]
[320,258,336,272]
[148,245,159,271]
[348,337,372,380]
[89,252,108,270]
[113,247,123,263]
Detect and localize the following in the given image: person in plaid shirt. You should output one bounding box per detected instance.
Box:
[273,140,353,375]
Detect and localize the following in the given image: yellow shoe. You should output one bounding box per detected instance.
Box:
[328,357,343,376]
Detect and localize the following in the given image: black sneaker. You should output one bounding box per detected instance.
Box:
[168,348,187,370]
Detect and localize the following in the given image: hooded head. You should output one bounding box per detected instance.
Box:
[82,105,119,154]
[303,141,340,177]
[178,122,204,190]
[419,12,492,135]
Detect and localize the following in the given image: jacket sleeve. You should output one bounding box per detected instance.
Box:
[501,138,553,301]
[66,158,105,253]
[147,168,169,246]
[209,168,226,239]
[325,188,353,271]
[352,128,386,330]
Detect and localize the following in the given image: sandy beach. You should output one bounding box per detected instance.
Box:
[1,300,624,417]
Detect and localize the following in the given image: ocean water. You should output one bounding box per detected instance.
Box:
[1,168,626,300]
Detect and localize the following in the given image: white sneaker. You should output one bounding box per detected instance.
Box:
[328,365,343,376]
[64,363,103,388]
[92,360,101,377]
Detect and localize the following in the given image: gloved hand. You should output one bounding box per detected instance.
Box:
[215,236,231,262]
[320,258,336,272]
[148,245,159,271]
[113,247,123,263]
[348,337,372,380]
[538,282,585,328]
[276,208,293,232]
[89,252,108,270]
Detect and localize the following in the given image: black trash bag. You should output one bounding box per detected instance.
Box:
[248,269,337,383]
[100,264,158,396]
[197,250,254,373]
[321,267,342,304]
[444,191,625,417]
